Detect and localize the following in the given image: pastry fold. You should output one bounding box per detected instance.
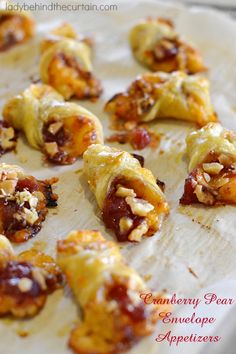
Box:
[0,2,35,52]
[83,144,169,242]
[105,71,217,127]
[3,84,103,164]
[40,23,92,53]
[0,235,62,317]
[40,24,102,100]
[57,230,166,354]
[180,123,236,205]
[129,17,206,74]
[0,162,58,242]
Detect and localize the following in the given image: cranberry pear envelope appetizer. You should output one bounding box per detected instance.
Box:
[40,23,92,53]
[0,121,17,156]
[0,1,35,52]
[3,84,103,164]
[0,235,62,317]
[129,17,206,74]
[105,71,217,127]
[180,123,236,205]
[57,230,167,354]
[0,163,58,243]
[83,144,169,242]
[39,24,102,100]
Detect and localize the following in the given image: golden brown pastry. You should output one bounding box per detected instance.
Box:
[0,163,58,243]
[0,121,17,156]
[0,234,63,317]
[57,230,168,354]
[40,23,92,53]
[3,84,104,164]
[129,17,206,73]
[105,71,217,127]
[83,144,169,242]
[180,123,236,205]
[0,2,35,52]
[40,24,102,100]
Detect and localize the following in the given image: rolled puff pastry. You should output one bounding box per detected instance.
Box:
[0,162,58,243]
[0,234,62,317]
[40,35,102,100]
[40,23,92,53]
[83,144,169,242]
[3,84,104,164]
[129,17,206,74]
[0,1,35,52]
[180,123,236,205]
[57,230,167,354]
[105,71,217,127]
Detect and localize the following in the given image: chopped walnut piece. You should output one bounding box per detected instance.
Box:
[128,222,149,242]
[116,186,136,198]
[202,162,223,175]
[203,172,211,183]
[194,185,214,205]
[22,208,39,225]
[48,121,63,135]
[1,170,18,181]
[126,196,154,217]
[15,190,38,208]
[218,154,235,166]
[32,268,47,290]
[119,217,133,235]
[45,142,59,156]
[18,278,33,293]
[0,179,17,196]
[212,177,230,189]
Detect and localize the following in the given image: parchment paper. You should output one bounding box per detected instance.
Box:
[0,1,236,353]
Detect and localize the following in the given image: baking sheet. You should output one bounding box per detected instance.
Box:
[0,0,236,353]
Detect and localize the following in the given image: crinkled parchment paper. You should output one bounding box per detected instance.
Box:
[0,1,236,353]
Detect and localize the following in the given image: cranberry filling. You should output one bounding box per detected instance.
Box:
[179,169,199,205]
[0,177,57,243]
[43,122,68,147]
[180,163,236,205]
[102,179,145,242]
[153,38,179,62]
[42,121,78,165]
[0,261,43,299]
[0,15,25,52]
[107,283,147,322]
[0,260,62,300]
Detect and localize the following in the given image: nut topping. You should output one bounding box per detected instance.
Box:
[202,162,223,175]
[126,196,154,216]
[45,142,59,156]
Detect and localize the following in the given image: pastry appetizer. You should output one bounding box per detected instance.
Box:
[105,71,217,127]
[180,123,236,205]
[0,121,17,156]
[0,2,35,52]
[83,144,169,242]
[40,24,102,100]
[40,23,92,53]
[0,235,62,317]
[0,163,58,243]
[3,84,103,165]
[129,17,206,74]
[57,230,167,354]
